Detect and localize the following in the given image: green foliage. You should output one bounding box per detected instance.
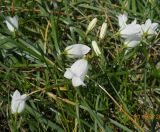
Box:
[0,0,160,131]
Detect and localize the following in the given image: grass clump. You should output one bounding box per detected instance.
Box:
[0,0,160,131]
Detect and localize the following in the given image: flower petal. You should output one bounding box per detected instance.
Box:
[5,19,15,32]
[145,19,151,28]
[120,23,141,38]
[124,34,141,48]
[5,16,18,32]
[64,68,73,79]
[64,59,88,87]
[12,90,21,100]
[151,23,158,31]
[11,90,27,114]
[12,16,18,29]
[72,77,85,87]
[124,39,140,48]
[70,59,88,78]
[118,12,128,29]
[17,101,25,113]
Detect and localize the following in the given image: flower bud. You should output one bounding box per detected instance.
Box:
[86,18,97,34]
[148,0,155,4]
[92,41,101,56]
[156,62,160,69]
[99,22,107,40]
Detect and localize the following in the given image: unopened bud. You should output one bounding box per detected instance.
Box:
[86,18,97,34]
[99,22,107,40]
[92,41,101,56]
[156,62,160,69]
[148,0,155,4]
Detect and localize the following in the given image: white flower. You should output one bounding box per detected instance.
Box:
[86,18,97,34]
[99,22,107,40]
[50,1,58,9]
[118,12,128,29]
[120,21,141,39]
[5,16,18,32]
[64,59,88,87]
[92,41,101,56]
[65,44,90,58]
[141,19,158,35]
[124,35,141,48]
[11,90,27,114]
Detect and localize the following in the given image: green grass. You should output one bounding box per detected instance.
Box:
[0,0,160,131]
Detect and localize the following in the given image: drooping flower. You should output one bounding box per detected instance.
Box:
[64,59,88,87]
[92,41,101,56]
[65,44,90,58]
[118,12,128,30]
[99,22,107,40]
[141,19,158,36]
[11,90,28,114]
[86,17,97,34]
[5,16,18,32]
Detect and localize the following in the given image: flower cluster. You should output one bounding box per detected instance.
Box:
[63,17,108,87]
[6,13,158,116]
[64,44,90,87]
[118,13,158,48]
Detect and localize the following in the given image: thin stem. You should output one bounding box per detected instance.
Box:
[97,84,144,132]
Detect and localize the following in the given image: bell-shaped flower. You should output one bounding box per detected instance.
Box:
[141,19,158,36]
[120,20,141,39]
[64,59,88,87]
[5,16,18,32]
[65,44,90,58]
[11,90,28,114]
[118,12,128,30]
